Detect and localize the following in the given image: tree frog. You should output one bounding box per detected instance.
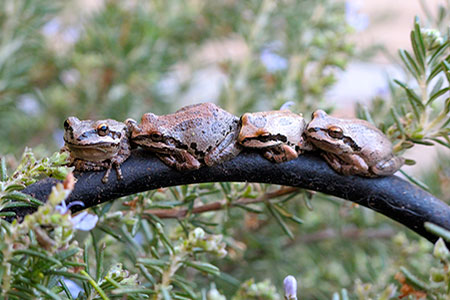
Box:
[305,110,404,177]
[126,103,242,170]
[63,117,131,183]
[238,110,311,163]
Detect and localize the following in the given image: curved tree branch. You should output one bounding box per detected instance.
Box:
[8,149,450,245]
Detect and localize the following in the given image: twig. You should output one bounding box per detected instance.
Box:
[143,187,299,219]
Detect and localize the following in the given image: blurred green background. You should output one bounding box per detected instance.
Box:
[0,0,449,299]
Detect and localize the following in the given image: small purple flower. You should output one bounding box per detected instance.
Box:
[42,18,61,36]
[42,18,81,45]
[345,0,369,32]
[71,211,99,231]
[260,49,288,73]
[283,275,298,299]
[61,278,82,298]
[55,201,98,231]
[55,200,85,214]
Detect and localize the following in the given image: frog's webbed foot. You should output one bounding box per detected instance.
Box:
[204,131,242,167]
[157,151,201,171]
[371,155,405,176]
[263,145,298,163]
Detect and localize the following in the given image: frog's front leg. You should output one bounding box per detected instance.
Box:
[204,132,242,166]
[71,158,113,183]
[157,150,201,171]
[263,145,298,163]
[371,155,404,176]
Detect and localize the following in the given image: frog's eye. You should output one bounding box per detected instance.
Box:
[63,120,70,130]
[97,123,109,136]
[327,126,343,139]
[151,132,162,141]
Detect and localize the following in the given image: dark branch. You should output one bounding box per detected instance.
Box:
[8,149,450,245]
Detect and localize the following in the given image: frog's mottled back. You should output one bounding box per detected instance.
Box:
[238,110,306,148]
[128,103,242,170]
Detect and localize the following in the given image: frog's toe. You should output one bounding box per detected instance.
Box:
[125,118,141,132]
[101,169,111,184]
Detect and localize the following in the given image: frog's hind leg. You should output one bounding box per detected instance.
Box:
[204,132,242,167]
[371,155,404,176]
[321,153,368,176]
[157,151,201,171]
[263,145,298,163]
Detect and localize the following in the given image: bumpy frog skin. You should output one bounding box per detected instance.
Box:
[305,110,404,177]
[63,117,131,183]
[238,110,312,163]
[127,103,242,170]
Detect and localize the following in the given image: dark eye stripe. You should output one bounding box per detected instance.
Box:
[308,128,361,152]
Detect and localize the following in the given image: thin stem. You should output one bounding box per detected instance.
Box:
[143,187,299,219]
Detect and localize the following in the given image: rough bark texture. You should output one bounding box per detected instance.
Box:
[7,149,450,245]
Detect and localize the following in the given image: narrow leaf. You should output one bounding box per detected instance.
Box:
[0,211,16,217]
[112,288,155,295]
[400,266,429,291]
[428,41,449,66]
[161,286,172,300]
[394,79,424,111]
[427,63,443,83]
[80,270,110,300]
[13,249,62,266]
[172,278,197,298]
[46,270,87,281]
[137,263,155,285]
[0,157,6,181]
[399,170,430,192]
[413,17,426,65]
[2,191,42,206]
[390,107,406,136]
[424,222,450,242]
[32,283,61,300]
[137,258,168,268]
[234,203,264,213]
[184,261,220,276]
[427,87,449,105]
[399,49,421,79]
[266,203,294,239]
[5,184,26,192]
[428,76,444,99]
[410,30,425,72]
[430,137,450,148]
[59,279,75,300]
[443,60,450,83]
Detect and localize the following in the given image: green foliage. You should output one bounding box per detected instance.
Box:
[0,149,70,214]
[357,17,450,155]
[0,0,448,299]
